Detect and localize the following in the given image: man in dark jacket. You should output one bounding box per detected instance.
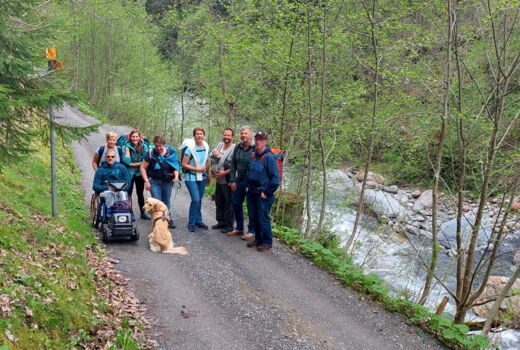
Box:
[245,131,280,252]
[92,149,132,193]
[227,126,255,239]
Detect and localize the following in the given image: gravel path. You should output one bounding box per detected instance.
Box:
[61,104,448,350]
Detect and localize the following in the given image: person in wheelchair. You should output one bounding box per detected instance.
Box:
[93,149,132,194]
[93,149,132,213]
[91,149,137,242]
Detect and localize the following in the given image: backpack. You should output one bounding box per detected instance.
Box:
[116,133,154,149]
[146,148,176,181]
[251,148,284,181]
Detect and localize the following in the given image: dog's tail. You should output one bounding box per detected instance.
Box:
[162,246,188,255]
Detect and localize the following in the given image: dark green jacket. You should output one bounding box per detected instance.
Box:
[229,142,255,184]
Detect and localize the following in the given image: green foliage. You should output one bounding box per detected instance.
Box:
[0,142,142,349]
[49,0,181,140]
[272,223,489,350]
[0,0,93,167]
[204,181,216,196]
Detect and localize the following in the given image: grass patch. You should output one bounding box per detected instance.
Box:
[0,143,144,349]
[272,224,489,350]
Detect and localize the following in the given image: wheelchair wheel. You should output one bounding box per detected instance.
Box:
[130,227,139,242]
[102,224,112,243]
[90,194,99,228]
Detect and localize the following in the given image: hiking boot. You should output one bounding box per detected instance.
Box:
[256,244,272,252]
[140,212,151,220]
[246,241,259,248]
[196,223,209,230]
[241,233,255,240]
[212,223,225,229]
[169,220,176,229]
[220,227,234,233]
[227,229,243,236]
[188,225,195,232]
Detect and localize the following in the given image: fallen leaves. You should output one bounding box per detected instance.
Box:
[85,247,158,349]
[4,328,16,342]
[0,294,13,316]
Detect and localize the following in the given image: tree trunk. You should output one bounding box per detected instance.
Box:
[304,4,313,237]
[345,0,379,252]
[418,0,454,305]
[315,2,329,237]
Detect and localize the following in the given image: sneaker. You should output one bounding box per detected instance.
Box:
[212,223,225,229]
[241,233,255,240]
[169,220,176,229]
[257,244,272,252]
[188,225,195,232]
[220,227,234,233]
[196,223,209,230]
[227,229,243,236]
[140,212,151,220]
[246,241,259,248]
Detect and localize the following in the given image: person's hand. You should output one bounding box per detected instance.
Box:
[214,171,225,179]
[196,165,207,172]
[206,176,211,186]
[230,183,236,192]
[261,193,267,199]
[173,175,179,183]
[145,182,151,191]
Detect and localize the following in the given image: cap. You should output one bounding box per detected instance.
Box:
[254,131,267,140]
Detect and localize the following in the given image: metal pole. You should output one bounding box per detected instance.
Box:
[50,108,57,217]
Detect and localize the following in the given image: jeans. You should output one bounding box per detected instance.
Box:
[185,180,206,226]
[150,179,174,219]
[232,182,254,233]
[128,174,145,214]
[215,183,234,228]
[247,194,275,247]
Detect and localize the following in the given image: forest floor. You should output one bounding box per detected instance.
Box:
[63,105,448,350]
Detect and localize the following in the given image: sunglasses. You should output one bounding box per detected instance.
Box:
[254,131,266,139]
[106,156,115,159]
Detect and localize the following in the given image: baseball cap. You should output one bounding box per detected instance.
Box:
[254,131,267,140]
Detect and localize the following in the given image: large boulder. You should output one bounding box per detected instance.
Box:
[363,188,408,220]
[438,214,491,249]
[412,189,433,213]
[355,171,385,185]
[473,276,520,327]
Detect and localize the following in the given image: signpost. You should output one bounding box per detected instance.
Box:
[46,46,61,217]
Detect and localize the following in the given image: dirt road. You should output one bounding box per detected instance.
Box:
[62,105,446,349]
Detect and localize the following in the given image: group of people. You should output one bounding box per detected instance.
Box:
[92,126,280,252]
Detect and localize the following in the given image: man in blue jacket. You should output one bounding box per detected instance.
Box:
[92,149,132,194]
[246,131,280,252]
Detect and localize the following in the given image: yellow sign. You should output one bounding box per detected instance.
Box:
[46,47,57,60]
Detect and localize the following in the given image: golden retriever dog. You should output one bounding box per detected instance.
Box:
[143,197,188,255]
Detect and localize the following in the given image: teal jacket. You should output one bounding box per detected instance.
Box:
[122,142,149,176]
[92,162,132,193]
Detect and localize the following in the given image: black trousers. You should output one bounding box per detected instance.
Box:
[128,174,145,214]
[215,183,234,227]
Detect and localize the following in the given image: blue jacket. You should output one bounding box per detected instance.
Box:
[246,146,280,197]
[92,161,132,193]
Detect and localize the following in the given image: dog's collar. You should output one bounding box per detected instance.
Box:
[153,210,170,225]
